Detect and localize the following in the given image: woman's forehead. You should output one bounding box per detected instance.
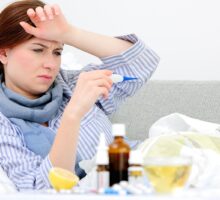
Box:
[27,38,63,48]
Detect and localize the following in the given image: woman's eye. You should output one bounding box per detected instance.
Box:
[33,49,43,53]
[54,51,62,56]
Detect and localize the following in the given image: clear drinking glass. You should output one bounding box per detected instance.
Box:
[144,156,192,194]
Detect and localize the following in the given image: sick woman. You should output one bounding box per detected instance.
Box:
[0,0,159,190]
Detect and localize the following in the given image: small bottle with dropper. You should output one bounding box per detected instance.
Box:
[128,150,145,185]
[96,133,109,190]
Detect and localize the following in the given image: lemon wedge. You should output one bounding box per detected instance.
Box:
[48,167,79,191]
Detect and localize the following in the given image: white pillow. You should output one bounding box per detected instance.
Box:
[0,167,17,193]
[61,52,83,70]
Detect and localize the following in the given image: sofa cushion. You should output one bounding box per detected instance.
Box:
[110,80,220,140]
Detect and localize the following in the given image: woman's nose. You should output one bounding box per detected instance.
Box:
[43,62,56,69]
[43,58,57,69]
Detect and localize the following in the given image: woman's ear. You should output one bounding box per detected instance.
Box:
[0,49,8,65]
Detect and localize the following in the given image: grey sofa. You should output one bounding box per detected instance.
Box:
[110,80,220,141]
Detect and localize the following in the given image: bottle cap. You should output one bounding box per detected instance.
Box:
[96,133,109,165]
[112,124,126,137]
[96,151,109,165]
[129,150,143,165]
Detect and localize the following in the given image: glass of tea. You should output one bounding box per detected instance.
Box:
[144,156,192,193]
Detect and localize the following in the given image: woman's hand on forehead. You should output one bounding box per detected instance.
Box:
[19,4,71,43]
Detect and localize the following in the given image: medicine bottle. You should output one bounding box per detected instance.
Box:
[128,150,144,185]
[108,124,130,186]
[96,133,109,190]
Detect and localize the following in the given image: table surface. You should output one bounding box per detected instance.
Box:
[1,188,220,200]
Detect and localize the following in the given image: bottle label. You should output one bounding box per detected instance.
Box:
[97,171,109,190]
[128,166,144,185]
[128,166,144,176]
[109,152,129,185]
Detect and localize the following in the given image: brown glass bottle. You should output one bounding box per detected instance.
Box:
[108,124,130,186]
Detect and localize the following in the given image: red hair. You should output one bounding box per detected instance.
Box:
[0,0,46,76]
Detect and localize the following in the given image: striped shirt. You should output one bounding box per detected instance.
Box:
[0,34,160,190]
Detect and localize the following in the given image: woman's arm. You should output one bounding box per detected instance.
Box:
[86,34,160,115]
[63,28,133,58]
[20,4,133,58]
[61,34,160,117]
[51,69,113,171]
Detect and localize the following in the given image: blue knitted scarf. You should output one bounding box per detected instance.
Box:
[0,77,63,158]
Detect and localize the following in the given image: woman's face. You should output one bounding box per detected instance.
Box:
[3,38,63,99]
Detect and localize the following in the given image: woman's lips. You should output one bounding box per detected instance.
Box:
[38,75,53,81]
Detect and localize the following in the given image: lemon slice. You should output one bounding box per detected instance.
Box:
[48,167,79,191]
